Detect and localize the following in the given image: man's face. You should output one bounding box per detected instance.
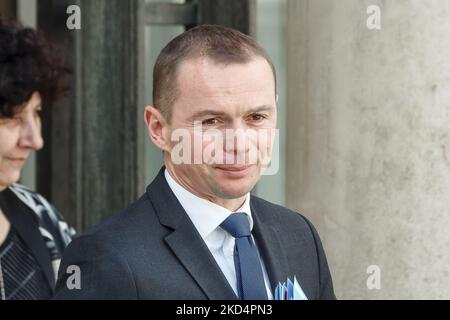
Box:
[163,56,277,201]
[0,92,44,190]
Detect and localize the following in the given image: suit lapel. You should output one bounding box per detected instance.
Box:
[164,220,237,300]
[251,198,290,293]
[147,168,237,300]
[0,189,55,290]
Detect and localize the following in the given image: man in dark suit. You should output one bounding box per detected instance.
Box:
[54,25,335,300]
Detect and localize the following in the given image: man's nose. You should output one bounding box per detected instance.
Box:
[224,126,260,166]
[224,122,252,155]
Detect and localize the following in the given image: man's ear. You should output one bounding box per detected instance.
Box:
[144,106,171,152]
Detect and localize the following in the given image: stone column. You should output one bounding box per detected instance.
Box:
[37,0,146,231]
[198,0,256,36]
[0,0,16,20]
[287,0,450,299]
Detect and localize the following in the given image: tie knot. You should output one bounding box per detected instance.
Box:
[220,212,251,238]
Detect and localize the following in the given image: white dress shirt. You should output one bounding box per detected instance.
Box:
[164,169,273,299]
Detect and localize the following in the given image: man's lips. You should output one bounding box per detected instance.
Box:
[214,165,253,171]
[214,165,254,179]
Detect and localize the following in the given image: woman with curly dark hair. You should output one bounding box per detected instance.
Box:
[0,20,75,300]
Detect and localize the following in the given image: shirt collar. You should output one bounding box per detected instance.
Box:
[164,169,253,240]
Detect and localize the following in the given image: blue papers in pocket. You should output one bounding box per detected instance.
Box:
[274,276,308,300]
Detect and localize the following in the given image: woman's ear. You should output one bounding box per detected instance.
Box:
[144,106,171,152]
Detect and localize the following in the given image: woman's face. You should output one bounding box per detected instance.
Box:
[0,92,44,190]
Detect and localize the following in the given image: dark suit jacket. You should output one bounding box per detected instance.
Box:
[54,167,336,300]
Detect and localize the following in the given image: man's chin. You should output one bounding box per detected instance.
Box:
[213,183,255,200]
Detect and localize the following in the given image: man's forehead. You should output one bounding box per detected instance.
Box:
[175,88,276,117]
[171,56,276,120]
[176,57,274,96]
[177,56,273,83]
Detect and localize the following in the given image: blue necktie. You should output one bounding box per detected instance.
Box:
[220,212,268,300]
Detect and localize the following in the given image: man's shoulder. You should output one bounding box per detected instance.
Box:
[79,193,155,241]
[250,195,316,232]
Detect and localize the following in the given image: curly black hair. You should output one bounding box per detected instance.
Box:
[0,20,69,118]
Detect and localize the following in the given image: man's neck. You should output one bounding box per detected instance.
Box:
[209,196,247,212]
[165,165,247,212]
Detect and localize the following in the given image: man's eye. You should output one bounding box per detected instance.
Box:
[203,118,219,126]
[250,114,267,122]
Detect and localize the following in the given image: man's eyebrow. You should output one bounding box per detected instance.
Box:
[245,105,275,114]
[189,105,275,121]
[190,110,227,121]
